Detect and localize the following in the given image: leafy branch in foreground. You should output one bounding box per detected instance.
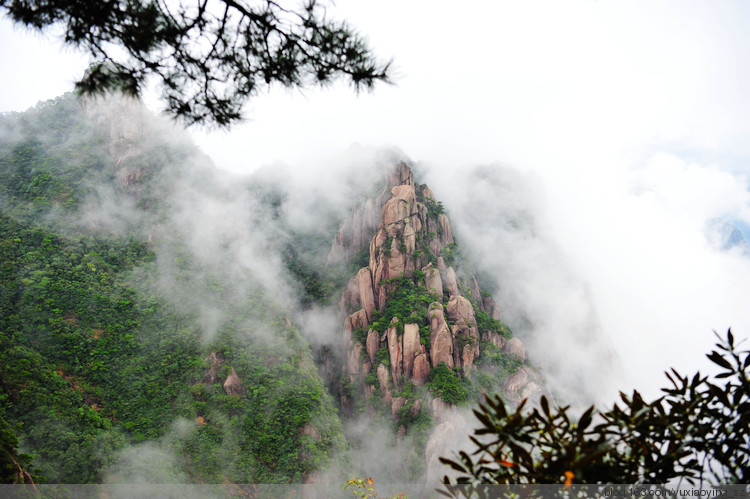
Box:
[342,477,406,499]
[439,329,749,495]
[1,0,392,127]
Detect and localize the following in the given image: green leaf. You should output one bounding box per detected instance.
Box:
[707,351,732,370]
[540,395,550,417]
[578,406,595,433]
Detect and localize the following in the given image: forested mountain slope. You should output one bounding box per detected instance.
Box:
[0,94,545,489]
[0,94,346,484]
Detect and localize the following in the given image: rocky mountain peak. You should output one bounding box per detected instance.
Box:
[334,162,541,432]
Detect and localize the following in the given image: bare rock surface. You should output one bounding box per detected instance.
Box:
[357,268,376,323]
[437,213,454,245]
[223,367,245,397]
[390,162,414,188]
[423,263,442,298]
[347,343,363,383]
[413,351,430,385]
[503,337,526,361]
[502,367,544,406]
[431,326,454,369]
[483,295,502,320]
[469,275,482,305]
[428,303,454,369]
[377,363,392,405]
[402,323,421,379]
[391,396,406,417]
[442,266,459,297]
[366,329,380,364]
[387,320,402,383]
[446,294,475,323]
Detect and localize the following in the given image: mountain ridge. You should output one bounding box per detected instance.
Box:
[0,93,547,488]
[323,160,545,483]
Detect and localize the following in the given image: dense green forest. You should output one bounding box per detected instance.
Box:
[0,94,348,484]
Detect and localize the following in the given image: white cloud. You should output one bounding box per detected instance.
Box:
[3,0,750,405]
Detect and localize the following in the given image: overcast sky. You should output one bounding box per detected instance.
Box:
[2,0,750,401]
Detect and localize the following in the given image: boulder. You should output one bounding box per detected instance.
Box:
[382,198,409,229]
[377,363,392,405]
[223,367,245,397]
[436,256,447,273]
[431,325,454,370]
[469,275,482,304]
[387,241,407,278]
[347,309,369,332]
[461,343,479,372]
[502,367,529,393]
[483,296,502,321]
[423,263,443,298]
[403,220,416,254]
[429,238,442,258]
[391,396,406,417]
[446,294,475,323]
[437,213,454,245]
[442,266,459,297]
[501,367,544,406]
[428,303,447,341]
[372,252,388,310]
[520,381,543,402]
[357,268,376,323]
[503,337,526,361]
[390,162,414,188]
[402,323,421,379]
[486,331,507,349]
[387,320,402,383]
[366,329,380,364]
[413,351,430,385]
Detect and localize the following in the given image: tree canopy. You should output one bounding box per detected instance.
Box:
[0,0,392,127]
[439,330,749,496]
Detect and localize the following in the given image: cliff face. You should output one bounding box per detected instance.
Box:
[332,162,540,434]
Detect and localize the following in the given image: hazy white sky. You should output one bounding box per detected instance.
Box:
[2,0,750,401]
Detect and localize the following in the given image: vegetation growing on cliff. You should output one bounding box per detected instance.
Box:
[369,277,439,338]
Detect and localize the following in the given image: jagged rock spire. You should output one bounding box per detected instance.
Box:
[327,161,548,485]
[337,162,517,388]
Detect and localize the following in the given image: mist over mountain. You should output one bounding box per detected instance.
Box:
[6,91,746,494]
[0,94,352,486]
